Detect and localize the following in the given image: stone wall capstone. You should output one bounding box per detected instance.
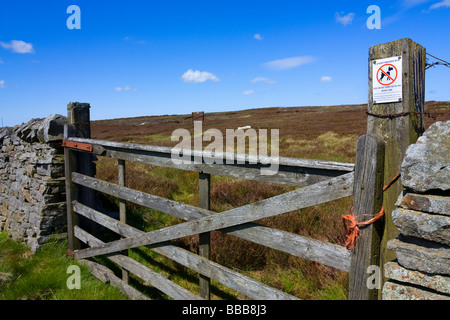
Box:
[383,120,450,300]
[0,114,67,252]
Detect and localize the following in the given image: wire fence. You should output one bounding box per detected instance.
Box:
[426,52,450,70]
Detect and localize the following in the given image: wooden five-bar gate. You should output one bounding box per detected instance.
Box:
[63,38,426,300]
[63,104,383,300]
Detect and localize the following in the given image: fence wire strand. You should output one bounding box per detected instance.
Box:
[426,52,450,70]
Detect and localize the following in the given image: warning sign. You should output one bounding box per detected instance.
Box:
[372,56,402,104]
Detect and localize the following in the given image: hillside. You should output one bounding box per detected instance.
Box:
[91,101,450,161]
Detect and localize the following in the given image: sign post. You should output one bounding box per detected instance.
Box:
[367,38,426,295]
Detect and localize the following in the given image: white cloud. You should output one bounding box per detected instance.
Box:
[242,90,254,95]
[320,76,332,82]
[115,86,138,92]
[253,34,263,41]
[250,77,276,84]
[262,56,315,70]
[0,40,34,54]
[0,80,6,88]
[429,0,450,9]
[335,12,355,25]
[181,69,220,83]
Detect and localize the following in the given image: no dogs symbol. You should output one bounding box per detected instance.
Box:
[372,56,402,104]
[376,64,398,86]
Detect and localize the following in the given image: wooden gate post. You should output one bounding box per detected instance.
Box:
[367,38,426,277]
[65,102,94,254]
[64,124,79,255]
[348,134,385,300]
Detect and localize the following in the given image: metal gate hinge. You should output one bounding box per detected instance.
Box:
[62,140,93,152]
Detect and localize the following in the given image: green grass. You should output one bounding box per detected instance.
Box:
[0,231,128,300]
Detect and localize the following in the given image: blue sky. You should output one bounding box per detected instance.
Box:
[0,0,449,126]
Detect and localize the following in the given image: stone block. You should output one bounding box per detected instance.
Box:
[401,120,449,193]
[0,127,13,142]
[35,163,64,178]
[41,202,66,216]
[37,114,66,143]
[396,192,450,216]
[387,237,450,275]
[16,118,41,143]
[385,261,450,294]
[382,281,450,300]
[392,207,450,245]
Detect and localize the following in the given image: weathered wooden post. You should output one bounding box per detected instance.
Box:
[348,134,385,300]
[67,102,95,207]
[64,124,79,255]
[65,102,94,255]
[192,112,205,123]
[199,172,211,299]
[367,39,426,284]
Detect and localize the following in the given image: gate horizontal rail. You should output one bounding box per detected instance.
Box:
[66,137,354,188]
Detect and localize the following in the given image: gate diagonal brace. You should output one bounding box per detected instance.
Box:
[74,172,354,260]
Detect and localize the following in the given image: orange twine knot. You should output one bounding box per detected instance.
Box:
[342,206,385,250]
[342,172,400,250]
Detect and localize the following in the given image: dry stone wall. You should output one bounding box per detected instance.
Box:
[0,114,67,252]
[382,120,450,300]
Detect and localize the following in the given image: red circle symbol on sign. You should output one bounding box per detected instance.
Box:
[376,64,398,86]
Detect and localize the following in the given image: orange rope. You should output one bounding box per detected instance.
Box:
[342,172,401,250]
[342,207,385,250]
[383,172,401,192]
